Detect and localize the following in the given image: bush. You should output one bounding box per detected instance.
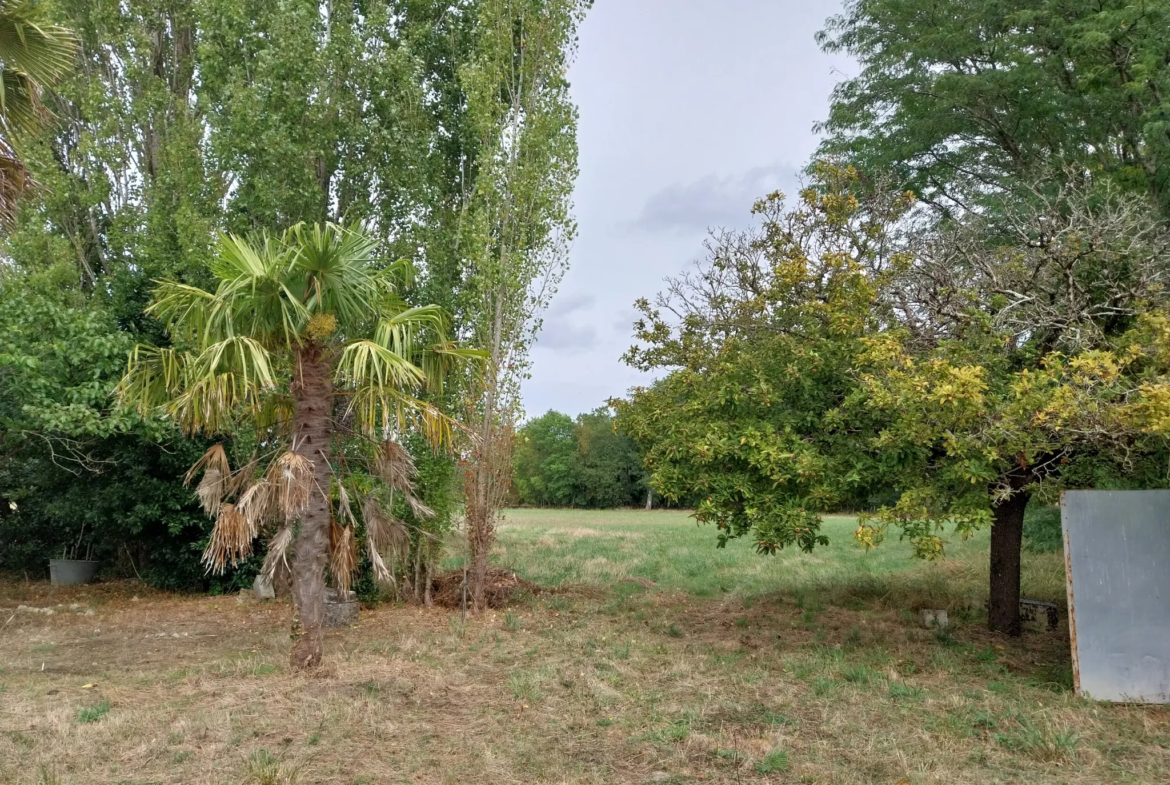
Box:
[1023,502,1063,554]
[0,433,257,592]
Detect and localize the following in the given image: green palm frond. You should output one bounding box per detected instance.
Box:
[373,304,449,360]
[336,339,428,395]
[115,345,186,416]
[147,281,216,342]
[0,1,77,93]
[344,385,464,449]
[120,222,475,445]
[188,336,277,391]
[290,222,384,325]
[0,1,77,224]
[168,371,263,435]
[427,344,489,395]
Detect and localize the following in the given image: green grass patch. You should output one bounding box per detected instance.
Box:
[754,749,789,774]
[76,698,110,724]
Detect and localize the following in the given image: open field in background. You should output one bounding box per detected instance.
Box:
[484,509,1068,604]
[1,509,1166,784]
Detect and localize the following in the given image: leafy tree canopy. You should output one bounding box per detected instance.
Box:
[0,1,498,587]
[817,0,1170,212]
[616,165,1170,634]
[616,166,912,553]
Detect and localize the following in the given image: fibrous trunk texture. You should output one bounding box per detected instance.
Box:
[289,346,333,669]
[988,489,1029,637]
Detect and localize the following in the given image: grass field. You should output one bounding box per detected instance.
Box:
[0,509,1167,784]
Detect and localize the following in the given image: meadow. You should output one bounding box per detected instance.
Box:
[0,509,1166,784]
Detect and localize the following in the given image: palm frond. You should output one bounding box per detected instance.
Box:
[237,479,275,532]
[335,338,427,401]
[329,520,358,595]
[373,440,435,519]
[194,469,227,518]
[261,523,295,583]
[146,281,215,342]
[362,496,409,588]
[290,222,383,327]
[367,540,393,586]
[420,343,489,396]
[336,481,359,528]
[161,337,277,434]
[184,444,232,518]
[0,2,77,90]
[202,503,253,574]
[208,232,309,349]
[268,452,313,517]
[228,456,260,496]
[115,345,186,416]
[374,439,416,490]
[372,304,449,358]
[185,444,231,484]
[0,2,77,134]
[362,495,410,555]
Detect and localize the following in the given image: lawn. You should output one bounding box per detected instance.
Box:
[0,509,1166,784]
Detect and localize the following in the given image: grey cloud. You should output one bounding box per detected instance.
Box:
[612,308,642,335]
[631,162,802,234]
[550,292,596,316]
[537,322,598,352]
[535,292,598,353]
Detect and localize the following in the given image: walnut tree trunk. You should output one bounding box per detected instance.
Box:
[289,345,333,669]
[988,489,1029,637]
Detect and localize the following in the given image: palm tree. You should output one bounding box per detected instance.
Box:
[118,223,478,669]
[0,0,77,223]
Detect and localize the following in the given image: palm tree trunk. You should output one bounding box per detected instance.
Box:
[988,489,1029,637]
[289,345,333,669]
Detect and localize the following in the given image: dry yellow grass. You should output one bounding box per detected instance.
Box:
[1,512,1168,784]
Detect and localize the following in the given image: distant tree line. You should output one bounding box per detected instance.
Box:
[511,408,650,509]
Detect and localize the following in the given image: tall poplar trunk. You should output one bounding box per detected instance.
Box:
[988,489,1029,637]
[289,345,333,669]
[466,287,507,611]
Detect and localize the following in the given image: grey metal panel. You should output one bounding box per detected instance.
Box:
[1061,491,1170,704]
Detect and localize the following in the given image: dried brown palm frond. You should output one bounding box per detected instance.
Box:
[329,520,358,595]
[404,492,435,520]
[336,482,359,529]
[237,479,275,532]
[362,495,409,558]
[261,522,295,583]
[194,469,226,518]
[267,451,312,517]
[375,439,417,492]
[186,444,232,518]
[373,440,435,519]
[185,444,231,485]
[202,503,252,574]
[228,456,260,496]
[367,538,393,586]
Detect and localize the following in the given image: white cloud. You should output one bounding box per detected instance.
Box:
[535,293,598,353]
[631,162,803,235]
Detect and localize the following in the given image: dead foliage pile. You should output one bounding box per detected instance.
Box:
[430,567,539,609]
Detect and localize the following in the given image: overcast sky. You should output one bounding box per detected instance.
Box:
[521,0,853,418]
